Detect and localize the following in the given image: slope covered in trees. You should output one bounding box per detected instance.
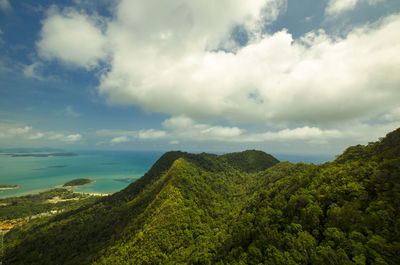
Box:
[4,128,400,264]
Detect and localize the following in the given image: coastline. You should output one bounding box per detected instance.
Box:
[0,185,20,191]
[0,149,159,200]
[72,191,110,197]
[61,181,110,197]
[0,185,111,200]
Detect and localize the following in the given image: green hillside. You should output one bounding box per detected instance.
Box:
[3,129,400,264]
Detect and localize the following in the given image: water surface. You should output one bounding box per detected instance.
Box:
[0,150,162,198]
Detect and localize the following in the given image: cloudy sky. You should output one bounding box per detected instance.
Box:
[0,0,399,156]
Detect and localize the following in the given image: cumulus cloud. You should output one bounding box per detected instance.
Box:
[0,124,34,139]
[37,7,107,69]
[96,114,398,147]
[0,124,83,144]
[163,116,243,141]
[36,1,400,133]
[160,116,345,143]
[23,62,44,80]
[98,129,167,141]
[138,129,167,139]
[241,126,342,142]
[48,133,83,143]
[0,0,11,12]
[0,124,44,140]
[62,134,82,142]
[7,126,32,135]
[110,136,130,144]
[97,8,400,125]
[325,0,358,15]
[162,117,400,149]
[325,0,383,15]
[65,106,80,117]
[27,132,45,140]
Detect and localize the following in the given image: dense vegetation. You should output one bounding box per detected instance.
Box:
[3,129,400,264]
[0,188,100,220]
[63,178,93,187]
[221,149,280,173]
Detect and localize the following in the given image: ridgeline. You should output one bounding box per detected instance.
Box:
[3,129,400,264]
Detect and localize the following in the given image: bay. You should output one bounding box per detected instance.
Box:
[0,150,162,198]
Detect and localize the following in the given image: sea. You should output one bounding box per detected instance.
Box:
[0,150,163,198]
[0,150,334,198]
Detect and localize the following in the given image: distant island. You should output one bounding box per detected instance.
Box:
[0,185,19,190]
[0,147,65,153]
[63,178,93,187]
[11,152,78,158]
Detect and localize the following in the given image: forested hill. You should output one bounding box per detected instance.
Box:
[4,129,400,264]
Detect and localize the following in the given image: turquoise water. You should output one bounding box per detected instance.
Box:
[0,150,162,198]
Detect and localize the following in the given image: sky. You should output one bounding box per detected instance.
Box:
[0,0,399,156]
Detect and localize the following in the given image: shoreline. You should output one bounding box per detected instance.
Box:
[0,186,112,200]
[72,191,110,197]
[62,182,111,197]
[0,185,20,191]
[62,179,111,196]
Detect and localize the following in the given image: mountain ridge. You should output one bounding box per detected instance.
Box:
[4,129,400,264]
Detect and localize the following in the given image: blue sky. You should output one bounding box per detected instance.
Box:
[0,0,399,156]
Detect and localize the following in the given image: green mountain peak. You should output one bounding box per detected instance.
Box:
[4,130,400,265]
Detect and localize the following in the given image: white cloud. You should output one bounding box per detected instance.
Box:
[62,134,82,142]
[81,117,399,153]
[27,132,45,140]
[98,129,167,141]
[23,62,44,80]
[96,7,400,125]
[138,129,167,139]
[325,0,383,15]
[7,126,32,135]
[163,116,243,141]
[110,136,130,144]
[0,123,85,145]
[159,116,400,145]
[65,106,80,117]
[161,116,343,143]
[326,0,358,15]
[241,126,342,142]
[37,7,107,69]
[0,0,11,12]
[48,133,64,140]
[36,1,400,137]
[0,124,33,139]
[48,132,83,143]
[162,116,195,130]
